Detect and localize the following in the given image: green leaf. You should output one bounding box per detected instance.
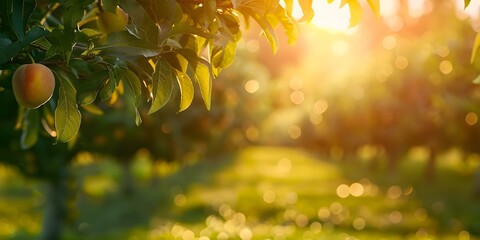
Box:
[247,11,278,53]
[175,69,194,112]
[366,0,380,16]
[54,71,82,142]
[117,67,143,125]
[0,26,49,65]
[175,49,212,110]
[465,0,472,8]
[165,22,214,41]
[471,32,480,64]
[148,58,175,114]
[473,74,480,84]
[284,0,293,16]
[204,0,216,27]
[347,0,362,27]
[100,71,117,101]
[12,0,27,39]
[270,5,298,44]
[119,68,142,106]
[298,0,314,22]
[103,0,119,13]
[96,31,162,58]
[77,70,109,105]
[193,58,212,110]
[20,109,40,149]
[212,40,237,71]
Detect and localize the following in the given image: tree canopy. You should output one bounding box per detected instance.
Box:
[0,0,386,149]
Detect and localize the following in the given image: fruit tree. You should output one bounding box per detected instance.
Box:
[3,0,479,239]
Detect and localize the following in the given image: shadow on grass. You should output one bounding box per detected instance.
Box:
[71,154,237,238]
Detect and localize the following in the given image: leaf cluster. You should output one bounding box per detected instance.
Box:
[0,0,379,149]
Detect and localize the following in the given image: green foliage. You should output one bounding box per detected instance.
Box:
[0,0,382,150]
[54,70,81,142]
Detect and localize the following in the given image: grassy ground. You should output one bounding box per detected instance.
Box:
[1,146,480,239]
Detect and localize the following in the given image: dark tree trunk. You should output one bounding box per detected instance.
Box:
[39,179,66,240]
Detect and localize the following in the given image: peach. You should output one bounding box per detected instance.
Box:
[12,63,55,109]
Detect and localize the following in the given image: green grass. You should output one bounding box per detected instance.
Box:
[1,146,480,239]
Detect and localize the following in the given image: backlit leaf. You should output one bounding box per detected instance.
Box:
[119,68,142,106]
[175,48,212,109]
[473,74,480,84]
[366,0,380,16]
[54,71,82,142]
[175,69,194,112]
[193,58,212,110]
[149,58,175,114]
[471,32,480,64]
[347,0,362,27]
[165,22,214,40]
[249,12,279,53]
[298,0,314,22]
[465,0,472,8]
[100,71,117,101]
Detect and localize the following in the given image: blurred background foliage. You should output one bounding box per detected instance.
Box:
[4,0,480,239]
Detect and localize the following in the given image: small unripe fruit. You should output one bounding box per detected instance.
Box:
[12,63,55,109]
[96,6,128,34]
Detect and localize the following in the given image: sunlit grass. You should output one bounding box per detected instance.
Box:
[1,146,480,239]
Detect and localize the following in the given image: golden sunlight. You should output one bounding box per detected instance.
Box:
[292,0,351,32]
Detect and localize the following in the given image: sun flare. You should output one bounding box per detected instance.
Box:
[292,0,351,32]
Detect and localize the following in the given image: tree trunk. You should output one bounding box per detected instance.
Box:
[39,179,66,240]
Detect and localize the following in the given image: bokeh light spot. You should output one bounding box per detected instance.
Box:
[310,222,322,233]
[288,125,302,139]
[465,112,478,126]
[388,211,403,224]
[174,194,187,207]
[336,184,350,198]
[313,99,329,115]
[459,230,470,240]
[439,60,453,75]
[290,90,305,104]
[353,218,366,230]
[349,183,364,197]
[245,126,260,142]
[182,229,195,240]
[330,202,343,214]
[295,214,309,227]
[395,56,409,70]
[244,79,260,93]
[317,207,331,220]
[263,190,276,204]
[277,158,292,174]
[387,185,402,199]
[239,228,253,240]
